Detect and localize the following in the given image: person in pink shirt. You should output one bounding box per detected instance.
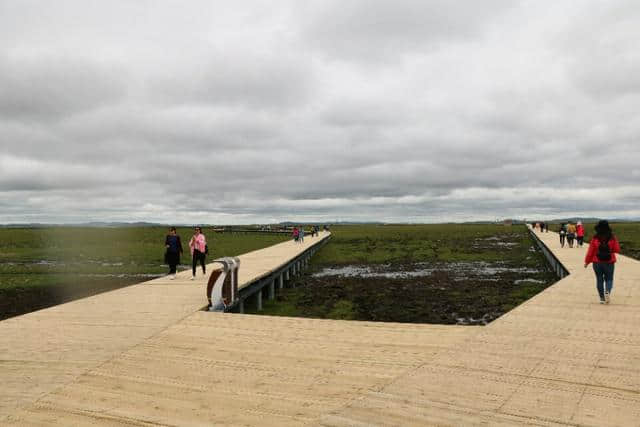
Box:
[189,226,207,280]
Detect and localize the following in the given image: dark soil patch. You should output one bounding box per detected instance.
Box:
[0,276,144,320]
[251,265,556,325]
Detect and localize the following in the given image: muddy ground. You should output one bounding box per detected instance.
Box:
[247,225,560,324]
[251,262,556,325]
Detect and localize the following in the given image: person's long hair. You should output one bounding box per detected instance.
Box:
[594,220,613,241]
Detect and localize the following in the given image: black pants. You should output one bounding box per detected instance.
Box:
[192,250,206,276]
[577,236,584,246]
[165,251,180,274]
[559,234,566,246]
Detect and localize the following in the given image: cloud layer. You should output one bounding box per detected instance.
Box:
[1,0,639,224]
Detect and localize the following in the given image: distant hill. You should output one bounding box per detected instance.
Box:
[0,221,167,228]
[528,218,640,224]
[2,218,638,229]
[279,221,384,226]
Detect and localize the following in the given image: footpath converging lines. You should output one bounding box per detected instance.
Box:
[2,227,640,425]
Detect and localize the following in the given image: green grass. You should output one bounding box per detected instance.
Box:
[0,226,289,319]
[0,227,289,267]
[249,224,559,324]
[312,224,537,266]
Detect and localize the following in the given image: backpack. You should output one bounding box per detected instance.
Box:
[597,238,611,261]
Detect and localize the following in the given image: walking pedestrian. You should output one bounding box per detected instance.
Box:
[164,227,183,279]
[299,226,305,243]
[559,223,567,247]
[189,226,207,280]
[566,222,577,248]
[576,221,585,247]
[584,220,620,304]
[292,226,299,242]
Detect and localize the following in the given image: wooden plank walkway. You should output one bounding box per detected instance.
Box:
[0,232,330,424]
[2,228,639,426]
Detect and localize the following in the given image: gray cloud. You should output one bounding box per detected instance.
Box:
[151,53,315,109]
[297,0,516,62]
[0,54,127,120]
[1,0,639,224]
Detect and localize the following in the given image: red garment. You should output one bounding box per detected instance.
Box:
[576,224,585,237]
[584,236,620,265]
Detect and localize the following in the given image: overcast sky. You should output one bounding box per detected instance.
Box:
[1,1,639,224]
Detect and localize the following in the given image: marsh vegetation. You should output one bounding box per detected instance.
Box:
[2,223,639,323]
[247,224,559,324]
[0,227,288,320]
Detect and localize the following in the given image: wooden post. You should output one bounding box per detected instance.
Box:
[256,289,263,311]
[278,273,284,289]
[239,299,245,314]
[269,280,275,300]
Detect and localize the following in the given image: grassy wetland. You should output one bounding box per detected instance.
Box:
[0,227,289,320]
[248,224,560,324]
[3,223,639,324]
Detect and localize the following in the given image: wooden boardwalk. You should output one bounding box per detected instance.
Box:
[2,228,640,425]
[0,232,330,424]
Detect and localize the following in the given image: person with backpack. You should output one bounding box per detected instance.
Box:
[584,220,620,304]
[189,226,207,280]
[559,223,567,247]
[576,221,585,247]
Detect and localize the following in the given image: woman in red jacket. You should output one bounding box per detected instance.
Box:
[584,220,620,304]
[576,221,585,247]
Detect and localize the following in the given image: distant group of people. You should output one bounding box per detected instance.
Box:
[292,226,304,243]
[558,221,585,248]
[533,222,549,232]
[292,225,323,242]
[164,226,208,280]
[533,219,621,305]
[163,224,329,279]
